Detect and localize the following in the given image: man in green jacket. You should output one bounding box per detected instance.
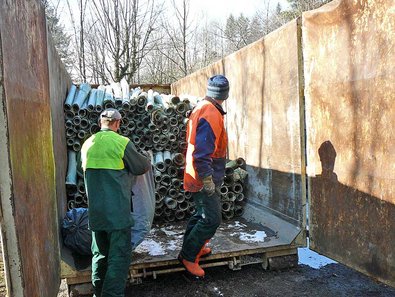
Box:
[81,108,151,297]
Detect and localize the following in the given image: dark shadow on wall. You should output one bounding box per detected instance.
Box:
[318,140,337,181]
[245,165,303,226]
[244,139,394,286]
[310,141,395,286]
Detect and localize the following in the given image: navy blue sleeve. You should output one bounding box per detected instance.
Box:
[193,118,216,178]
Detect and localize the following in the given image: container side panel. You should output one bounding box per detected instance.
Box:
[46,27,71,236]
[172,20,304,226]
[0,1,60,295]
[303,0,395,287]
[0,30,24,297]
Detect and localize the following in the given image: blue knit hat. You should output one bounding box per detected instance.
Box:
[206,75,229,100]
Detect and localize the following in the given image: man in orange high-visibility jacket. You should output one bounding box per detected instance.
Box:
[179,75,229,277]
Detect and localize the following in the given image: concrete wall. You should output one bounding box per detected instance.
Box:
[303,0,395,287]
[172,19,305,226]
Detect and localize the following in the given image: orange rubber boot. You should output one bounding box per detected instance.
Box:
[199,240,212,258]
[200,246,212,257]
[180,258,205,277]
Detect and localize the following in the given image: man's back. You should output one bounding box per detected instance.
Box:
[81,129,150,231]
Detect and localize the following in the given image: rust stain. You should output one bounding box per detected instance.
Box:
[1,1,60,295]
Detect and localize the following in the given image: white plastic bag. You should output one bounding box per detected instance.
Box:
[131,166,155,250]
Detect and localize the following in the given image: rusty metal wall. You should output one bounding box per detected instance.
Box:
[0,1,60,295]
[303,0,395,287]
[46,26,72,239]
[172,20,305,226]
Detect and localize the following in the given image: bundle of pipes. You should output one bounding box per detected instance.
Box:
[65,150,88,210]
[152,150,196,222]
[220,158,248,220]
[63,81,248,222]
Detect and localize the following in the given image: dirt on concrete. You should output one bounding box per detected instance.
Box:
[126,263,395,297]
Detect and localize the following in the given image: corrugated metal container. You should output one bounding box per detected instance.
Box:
[0,0,393,296]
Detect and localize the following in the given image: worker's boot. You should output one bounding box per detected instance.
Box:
[199,240,212,258]
[178,254,205,277]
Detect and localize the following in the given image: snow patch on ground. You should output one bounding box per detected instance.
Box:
[223,221,267,243]
[239,231,267,242]
[298,247,337,269]
[162,229,181,236]
[135,238,166,256]
[135,226,184,256]
[166,238,183,250]
[227,221,247,229]
[213,286,224,296]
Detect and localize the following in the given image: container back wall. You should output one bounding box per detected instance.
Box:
[172,0,395,288]
[171,19,306,229]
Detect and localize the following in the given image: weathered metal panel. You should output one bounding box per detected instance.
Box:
[172,20,305,227]
[0,1,60,295]
[46,26,71,237]
[303,0,395,287]
[0,33,23,297]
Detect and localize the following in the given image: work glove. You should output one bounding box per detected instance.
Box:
[202,175,216,196]
[141,150,152,162]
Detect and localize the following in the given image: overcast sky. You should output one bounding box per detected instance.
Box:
[189,0,289,20]
[53,0,290,28]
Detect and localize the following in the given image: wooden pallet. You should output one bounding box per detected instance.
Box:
[130,246,298,284]
[65,217,302,295]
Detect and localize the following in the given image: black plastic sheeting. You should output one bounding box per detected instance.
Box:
[62,207,92,256]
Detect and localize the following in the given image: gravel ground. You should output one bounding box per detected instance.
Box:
[4,243,395,297]
[127,263,395,297]
[56,247,395,297]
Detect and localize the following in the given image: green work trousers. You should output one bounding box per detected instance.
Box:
[180,191,222,262]
[91,228,132,297]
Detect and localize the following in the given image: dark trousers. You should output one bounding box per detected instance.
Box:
[91,228,132,297]
[180,191,222,262]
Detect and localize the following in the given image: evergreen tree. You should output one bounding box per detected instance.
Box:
[249,15,264,43]
[224,14,253,53]
[276,3,282,15]
[286,0,331,13]
[42,0,73,72]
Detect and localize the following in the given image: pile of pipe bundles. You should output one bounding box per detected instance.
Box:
[63,80,189,153]
[64,80,248,221]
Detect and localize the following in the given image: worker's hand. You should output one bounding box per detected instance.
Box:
[202,175,215,196]
[141,150,151,162]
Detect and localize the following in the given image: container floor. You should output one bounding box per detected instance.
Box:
[61,206,302,275]
[133,217,284,264]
